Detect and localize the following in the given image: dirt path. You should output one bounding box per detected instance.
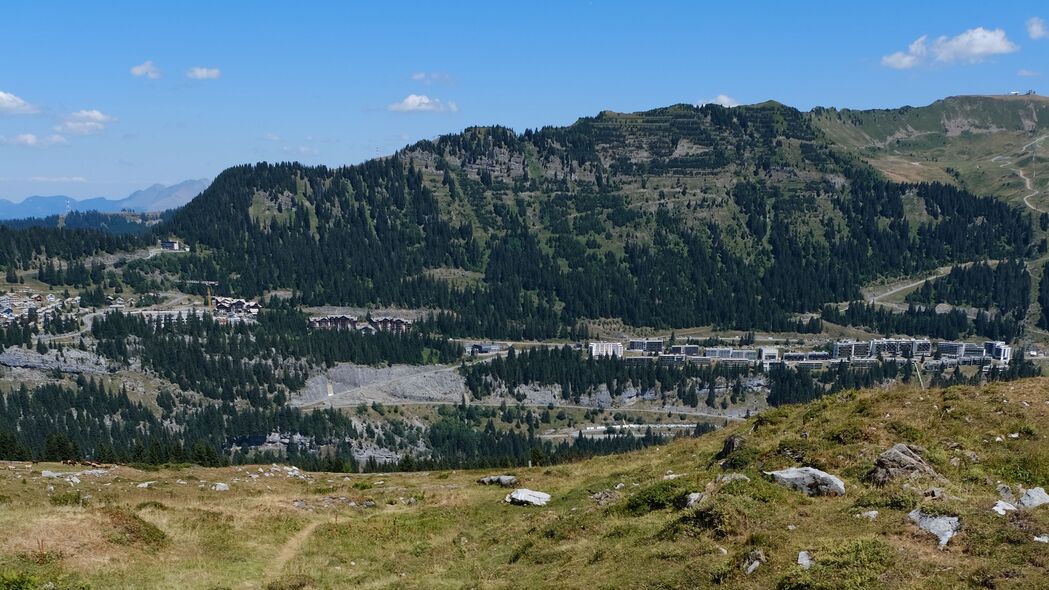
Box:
[993,134,1048,213]
[264,519,321,582]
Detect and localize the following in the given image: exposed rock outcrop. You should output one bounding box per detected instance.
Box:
[478,475,518,487]
[867,444,941,485]
[1019,487,1049,509]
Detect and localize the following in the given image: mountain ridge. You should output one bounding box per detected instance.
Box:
[0,178,211,219]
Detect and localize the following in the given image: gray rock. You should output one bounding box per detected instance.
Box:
[211,482,230,491]
[716,473,750,484]
[924,487,946,499]
[797,550,813,570]
[1019,487,1049,509]
[505,488,551,506]
[868,444,941,485]
[856,510,879,520]
[684,492,704,508]
[997,483,1015,503]
[478,475,518,487]
[992,500,1017,516]
[765,467,846,496]
[716,435,745,461]
[590,489,619,506]
[908,509,960,549]
[743,549,765,575]
[1034,535,1049,544]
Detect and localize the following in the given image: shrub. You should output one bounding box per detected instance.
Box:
[103,507,167,549]
[618,480,688,516]
[49,491,87,507]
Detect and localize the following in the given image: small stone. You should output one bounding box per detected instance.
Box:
[1034,535,1049,544]
[797,551,813,570]
[992,500,1017,516]
[997,483,1015,503]
[212,482,230,492]
[856,510,879,521]
[716,473,750,484]
[684,492,704,508]
[136,481,156,489]
[743,549,765,575]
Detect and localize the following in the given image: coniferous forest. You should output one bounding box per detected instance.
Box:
[0,100,1043,470]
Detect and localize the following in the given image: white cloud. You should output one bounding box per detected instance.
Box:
[0,91,38,115]
[882,28,1018,69]
[130,60,161,79]
[262,132,281,142]
[881,36,927,69]
[705,94,740,107]
[932,27,1019,63]
[3,133,67,147]
[283,145,319,156]
[55,109,114,135]
[186,67,221,80]
[1028,17,1047,40]
[30,176,87,183]
[387,94,459,113]
[411,72,452,84]
[1018,68,1041,77]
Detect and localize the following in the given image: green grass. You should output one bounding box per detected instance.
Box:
[2,377,1049,588]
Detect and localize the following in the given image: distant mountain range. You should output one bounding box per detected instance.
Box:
[0,178,211,219]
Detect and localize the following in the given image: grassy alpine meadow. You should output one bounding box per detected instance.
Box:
[0,377,1048,589]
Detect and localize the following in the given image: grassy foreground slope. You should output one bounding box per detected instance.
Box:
[3,378,1049,589]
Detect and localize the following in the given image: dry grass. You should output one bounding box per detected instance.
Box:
[1,378,1049,588]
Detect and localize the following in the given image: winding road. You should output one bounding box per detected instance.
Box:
[993,134,1048,214]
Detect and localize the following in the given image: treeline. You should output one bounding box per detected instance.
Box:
[0,225,143,273]
[906,260,1030,319]
[397,403,715,471]
[1039,261,1049,330]
[0,377,366,468]
[0,377,715,473]
[821,301,1022,342]
[459,345,755,406]
[767,355,1040,407]
[90,305,461,407]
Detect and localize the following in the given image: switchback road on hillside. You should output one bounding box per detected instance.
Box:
[993,134,1048,214]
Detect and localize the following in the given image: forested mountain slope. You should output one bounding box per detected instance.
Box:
[159,101,1031,338]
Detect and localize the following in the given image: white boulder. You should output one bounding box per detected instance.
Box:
[505,488,550,506]
[765,467,846,496]
[908,509,960,549]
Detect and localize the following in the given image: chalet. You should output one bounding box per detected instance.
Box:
[160,239,180,251]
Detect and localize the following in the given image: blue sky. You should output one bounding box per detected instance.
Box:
[1,1,1047,200]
